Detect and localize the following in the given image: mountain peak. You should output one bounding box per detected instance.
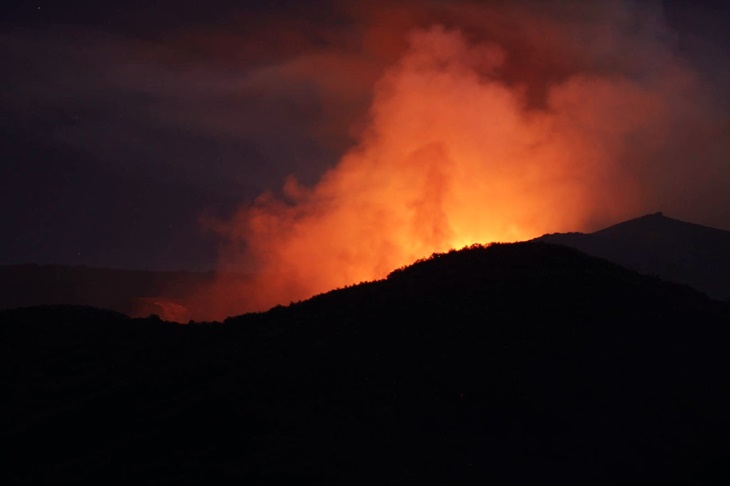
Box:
[535,213,730,301]
[592,212,730,239]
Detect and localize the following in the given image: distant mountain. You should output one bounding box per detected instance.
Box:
[0,264,200,321]
[535,212,730,301]
[3,242,730,484]
[0,264,249,322]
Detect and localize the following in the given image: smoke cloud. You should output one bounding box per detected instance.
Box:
[195,1,730,320]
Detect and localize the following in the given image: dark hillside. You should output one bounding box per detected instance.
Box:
[3,242,730,484]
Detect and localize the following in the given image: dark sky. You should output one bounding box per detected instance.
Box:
[2,0,730,271]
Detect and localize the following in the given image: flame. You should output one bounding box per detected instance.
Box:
[191,2,712,320]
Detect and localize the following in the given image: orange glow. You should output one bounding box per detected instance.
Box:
[128,297,191,323]
[189,20,694,321]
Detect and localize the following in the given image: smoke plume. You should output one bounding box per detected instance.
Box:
[196,1,730,319]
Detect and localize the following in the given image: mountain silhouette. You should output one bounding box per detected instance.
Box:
[535,212,730,301]
[4,213,728,320]
[3,242,730,484]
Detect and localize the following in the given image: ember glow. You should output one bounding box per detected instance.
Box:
[193,1,726,319]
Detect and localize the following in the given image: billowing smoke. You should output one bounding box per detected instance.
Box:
[194,1,730,320]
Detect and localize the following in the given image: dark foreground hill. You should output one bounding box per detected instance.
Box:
[536,212,730,301]
[3,242,730,484]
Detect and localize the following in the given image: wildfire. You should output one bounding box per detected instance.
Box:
[193,2,710,320]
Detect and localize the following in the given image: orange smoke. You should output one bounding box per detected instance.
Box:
[193,2,710,320]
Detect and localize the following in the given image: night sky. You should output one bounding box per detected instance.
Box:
[2,0,730,276]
